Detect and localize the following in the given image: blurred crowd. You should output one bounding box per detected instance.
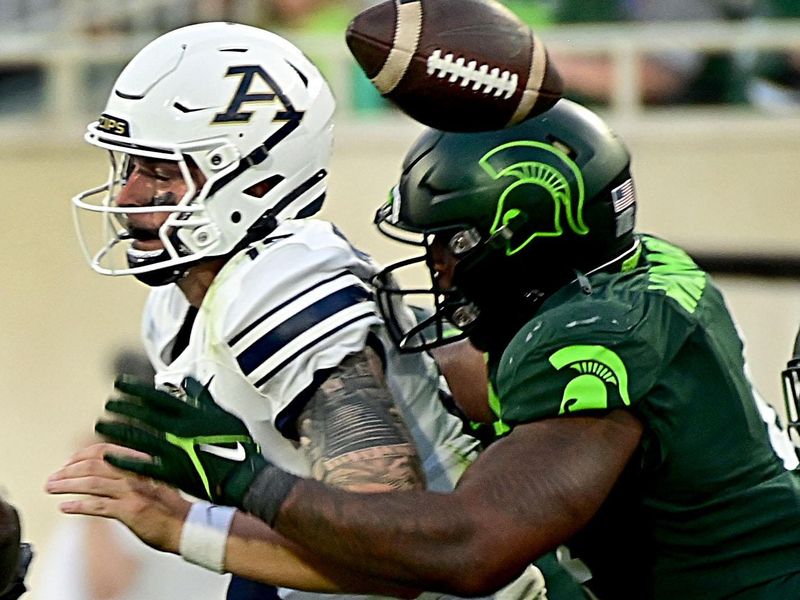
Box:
[0,0,799,117]
[543,0,800,112]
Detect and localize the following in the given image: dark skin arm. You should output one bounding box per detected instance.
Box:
[273,409,643,597]
[49,348,424,597]
[48,446,417,597]
[429,339,494,423]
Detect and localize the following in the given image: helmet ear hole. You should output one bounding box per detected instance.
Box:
[244,174,284,198]
[231,211,242,224]
[204,143,240,171]
[547,136,576,159]
[448,228,482,256]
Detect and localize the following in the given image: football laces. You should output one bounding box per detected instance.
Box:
[426,49,518,99]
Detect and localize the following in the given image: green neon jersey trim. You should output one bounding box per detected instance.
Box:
[644,237,706,314]
[487,380,511,436]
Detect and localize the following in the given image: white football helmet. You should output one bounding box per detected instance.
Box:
[72,22,335,285]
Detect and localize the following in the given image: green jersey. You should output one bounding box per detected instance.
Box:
[489,235,800,599]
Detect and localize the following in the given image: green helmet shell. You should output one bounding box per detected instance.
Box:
[383,100,636,349]
[394,99,632,255]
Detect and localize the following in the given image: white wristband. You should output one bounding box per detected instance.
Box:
[179,501,236,573]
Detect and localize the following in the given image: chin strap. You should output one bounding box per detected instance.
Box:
[242,210,279,245]
[587,238,642,277]
[569,238,642,295]
[131,254,192,286]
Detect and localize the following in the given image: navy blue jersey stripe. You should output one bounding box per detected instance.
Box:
[228,270,353,347]
[226,575,281,600]
[257,311,376,390]
[236,284,372,375]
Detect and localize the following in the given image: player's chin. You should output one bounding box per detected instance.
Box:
[130,239,165,253]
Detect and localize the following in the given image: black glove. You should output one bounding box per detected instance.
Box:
[96,376,268,507]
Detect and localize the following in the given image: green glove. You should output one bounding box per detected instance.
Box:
[96,376,268,507]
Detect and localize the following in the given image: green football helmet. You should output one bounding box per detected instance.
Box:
[374,99,638,352]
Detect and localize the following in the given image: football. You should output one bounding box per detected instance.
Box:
[345,0,563,132]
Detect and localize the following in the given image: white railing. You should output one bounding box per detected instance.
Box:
[539,19,800,120]
[0,0,260,34]
[0,18,799,137]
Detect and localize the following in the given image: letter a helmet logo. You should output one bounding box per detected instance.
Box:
[213,65,279,124]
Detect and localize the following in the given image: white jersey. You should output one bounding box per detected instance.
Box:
[142,219,546,600]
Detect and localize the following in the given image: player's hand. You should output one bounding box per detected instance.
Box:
[46,443,189,553]
[95,376,269,507]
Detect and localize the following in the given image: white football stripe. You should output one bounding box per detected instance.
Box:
[508,31,547,126]
[371,0,423,94]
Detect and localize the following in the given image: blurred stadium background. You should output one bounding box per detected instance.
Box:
[1,1,799,596]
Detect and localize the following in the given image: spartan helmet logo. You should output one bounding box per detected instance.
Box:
[478,141,589,256]
[548,345,631,414]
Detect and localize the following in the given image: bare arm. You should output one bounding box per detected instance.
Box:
[224,512,417,596]
[48,449,335,589]
[429,339,493,423]
[47,444,417,596]
[296,347,425,491]
[270,410,643,596]
[46,348,426,596]
[226,346,427,596]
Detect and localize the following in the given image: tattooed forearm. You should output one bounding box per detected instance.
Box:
[298,348,426,491]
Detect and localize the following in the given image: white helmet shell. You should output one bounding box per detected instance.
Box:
[72,22,335,282]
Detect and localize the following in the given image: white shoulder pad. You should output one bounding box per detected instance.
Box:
[203,220,382,432]
[141,284,191,371]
